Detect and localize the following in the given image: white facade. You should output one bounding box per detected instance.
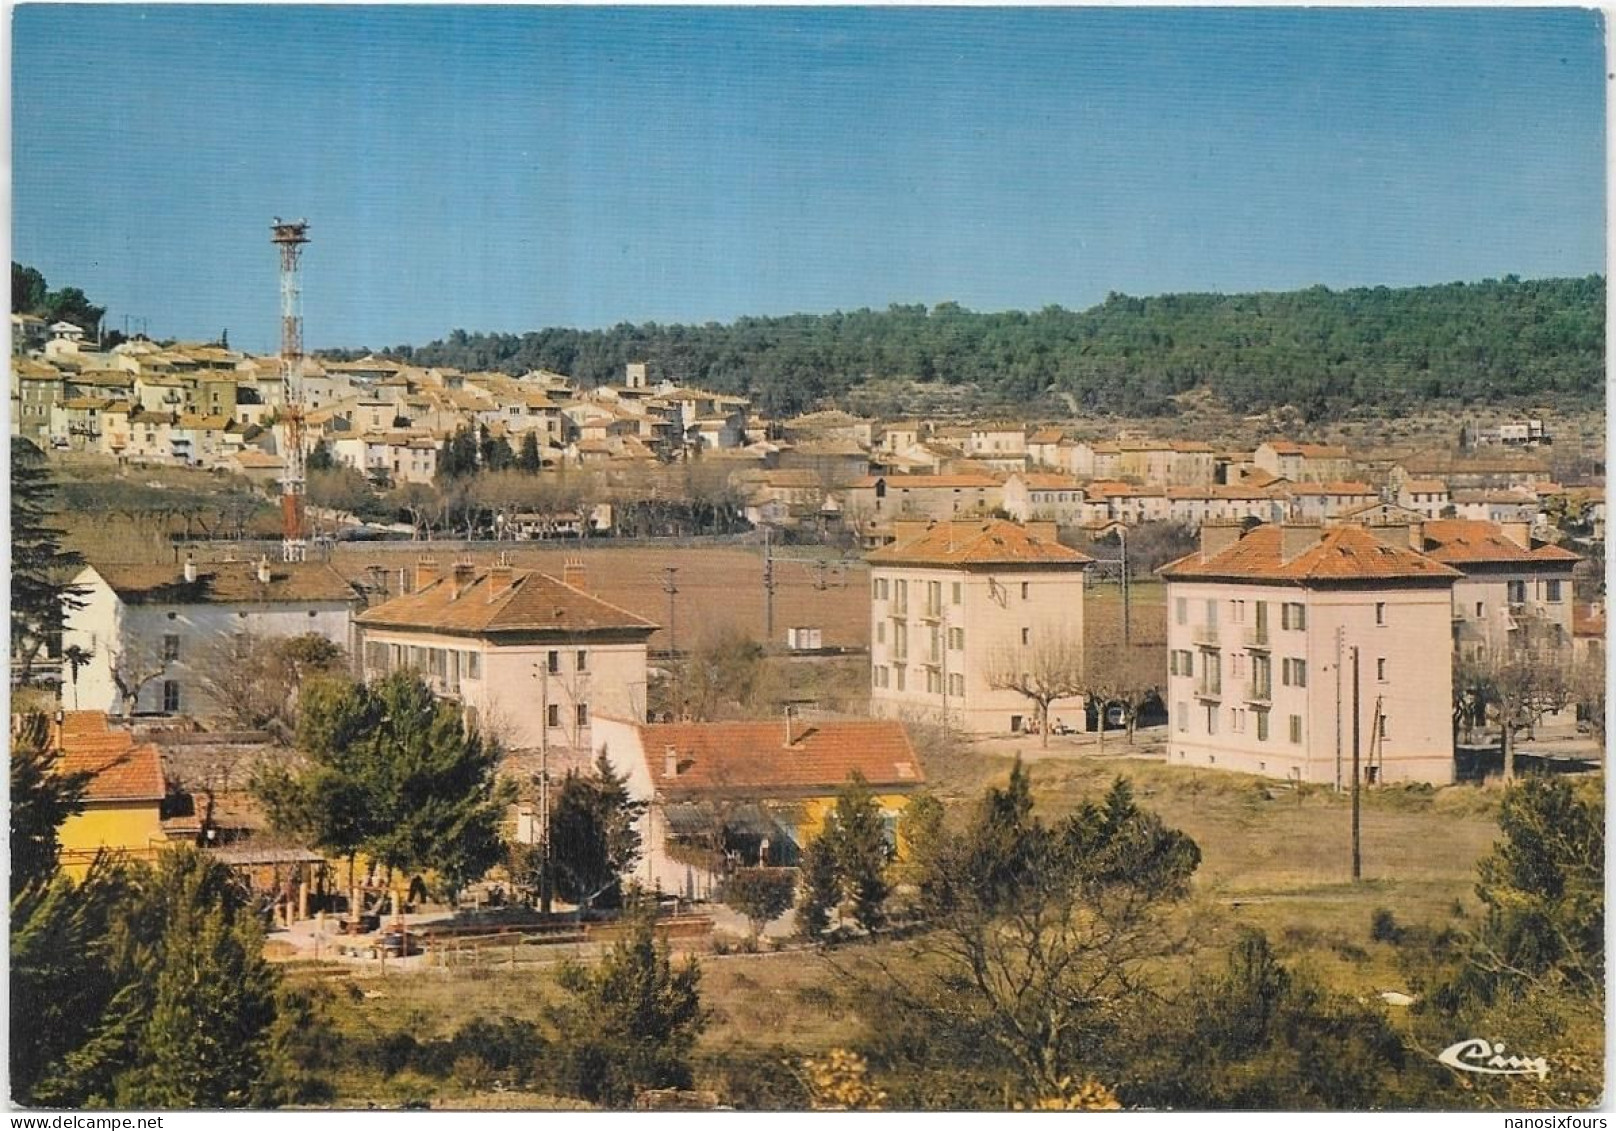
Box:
[62,563,359,718]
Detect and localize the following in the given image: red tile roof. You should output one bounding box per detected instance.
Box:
[1420,520,1581,566]
[867,520,1093,568]
[90,561,362,605]
[51,713,167,803]
[357,566,657,637]
[635,719,923,795]
[1159,523,1461,584]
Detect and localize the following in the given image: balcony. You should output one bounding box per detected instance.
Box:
[1244,626,1270,650]
[1245,681,1273,705]
[1194,680,1222,702]
[1192,623,1220,647]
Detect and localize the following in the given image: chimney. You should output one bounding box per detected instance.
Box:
[415,556,439,593]
[1363,521,1416,552]
[183,555,197,583]
[256,555,271,584]
[1280,522,1324,562]
[562,557,587,592]
[1498,520,1531,551]
[1200,519,1244,560]
[1024,520,1058,544]
[488,552,514,601]
[664,744,679,779]
[451,558,475,599]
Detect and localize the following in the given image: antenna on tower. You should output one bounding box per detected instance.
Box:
[272,218,311,563]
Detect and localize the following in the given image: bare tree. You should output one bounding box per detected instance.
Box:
[985,630,1087,748]
[1455,616,1576,781]
[1570,649,1606,746]
[107,638,169,717]
[1085,642,1165,750]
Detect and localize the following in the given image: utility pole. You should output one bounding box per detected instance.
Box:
[1350,645,1362,882]
[661,566,680,655]
[1334,626,1344,792]
[1120,526,1131,646]
[762,530,777,644]
[534,660,552,914]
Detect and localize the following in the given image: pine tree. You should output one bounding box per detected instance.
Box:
[549,754,646,908]
[11,439,85,685]
[519,430,542,473]
[9,713,92,899]
[829,772,891,931]
[554,907,706,1105]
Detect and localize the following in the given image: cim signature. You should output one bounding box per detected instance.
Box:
[1438,1038,1549,1080]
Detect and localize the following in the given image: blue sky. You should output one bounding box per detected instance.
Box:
[11,6,1606,353]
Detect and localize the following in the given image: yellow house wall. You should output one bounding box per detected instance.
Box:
[58,801,165,878]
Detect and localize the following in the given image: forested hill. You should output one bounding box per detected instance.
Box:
[333,275,1605,420]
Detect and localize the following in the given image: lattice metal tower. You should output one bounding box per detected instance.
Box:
[271,218,311,563]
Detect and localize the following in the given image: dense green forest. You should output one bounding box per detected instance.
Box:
[327,276,1604,420]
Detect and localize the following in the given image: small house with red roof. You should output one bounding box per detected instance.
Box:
[1159,521,1462,785]
[50,712,169,877]
[593,716,924,900]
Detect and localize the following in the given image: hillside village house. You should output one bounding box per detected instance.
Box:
[593,716,924,900]
[1253,441,1355,484]
[356,558,656,752]
[844,473,1006,544]
[1159,522,1461,786]
[1396,479,1452,519]
[48,712,169,878]
[1002,472,1089,526]
[867,519,1093,735]
[63,559,363,719]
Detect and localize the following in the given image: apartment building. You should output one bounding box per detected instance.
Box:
[1418,519,1580,658]
[355,558,656,752]
[1159,522,1461,786]
[867,519,1092,735]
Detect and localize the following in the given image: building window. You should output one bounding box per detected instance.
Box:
[1257,711,1269,741]
[872,578,881,600]
[1375,602,1386,625]
[547,650,561,674]
[466,652,481,679]
[162,680,180,713]
[577,650,588,672]
[1021,582,1030,600]
[1282,658,1307,688]
[1204,599,1218,627]
[1206,704,1217,734]
[1476,601,1485,618]
[926,669,943,694]
[547,704,561,728]
[1175,597,1187,626]
[952,582,962,605]
[1507,580,1527,605]
[949,627,964,651]
[1289,714,1303,744]
[1021,627,1031,646]
[162,634,180,661]
[895,666,906,692]
[1377,658,1387,682]
[1546,579,1563,603]
[948,673,964,697]
[1379,716,1389,740]
[1281,602,1307,631]
[576,703,590,728]
[895,580,908,614]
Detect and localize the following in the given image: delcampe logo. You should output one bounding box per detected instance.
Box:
[1438,1038,1549,1079]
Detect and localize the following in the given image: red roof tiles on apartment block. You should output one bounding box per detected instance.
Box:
[90,561,362,605]
[866,519,1093,568]
[639,719,923,795]
[51,712,167,803]
[1419,520,1581,566]
[1159,524,1462,584]
[356,566,657,636]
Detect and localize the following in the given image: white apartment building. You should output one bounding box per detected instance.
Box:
[63,559,362,718]
[355,558,656,752]
[1159,522,1461,786]
[867,519,1092,735]
[1419,519,1580,658]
